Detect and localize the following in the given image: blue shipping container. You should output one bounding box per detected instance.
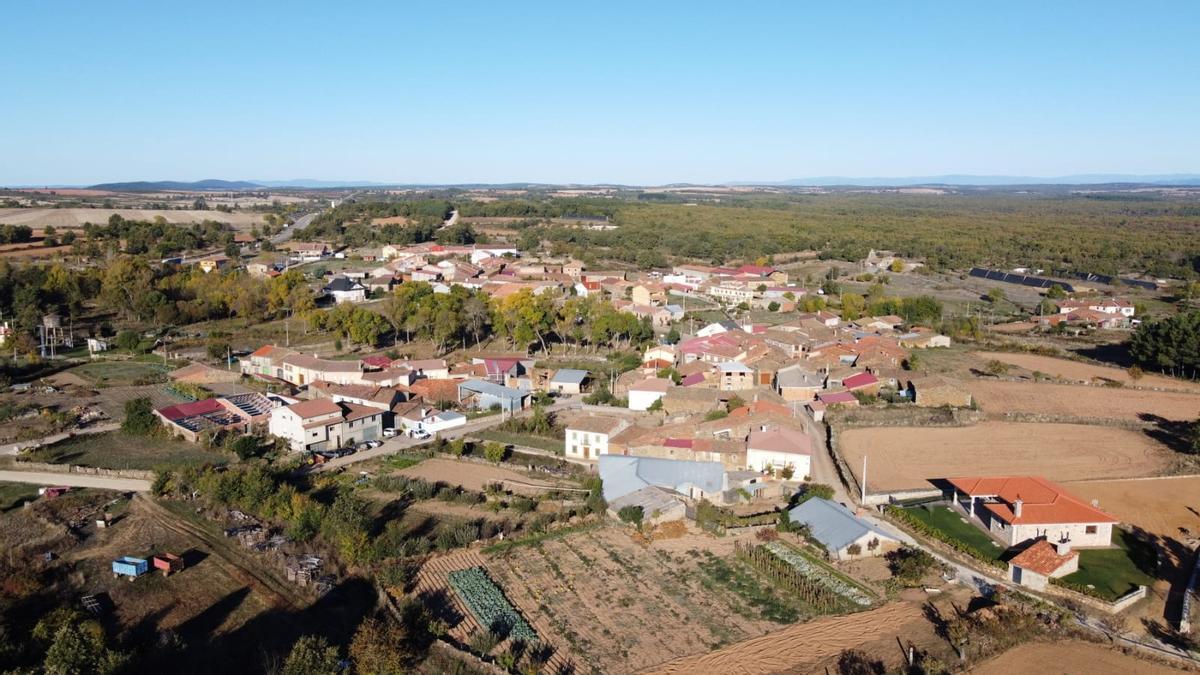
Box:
[112,556,149,578]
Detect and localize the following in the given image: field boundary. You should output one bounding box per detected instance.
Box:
[11,459,155,480]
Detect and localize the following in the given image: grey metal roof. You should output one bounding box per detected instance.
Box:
[599,455,726,502]
[457,379,529,400]
[551,368,589,385]
[787,497,896,552]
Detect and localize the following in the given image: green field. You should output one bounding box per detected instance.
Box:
[1059,530,1157,601]
[0,481,39,512]
[24,431,229,471]
[70,360,170,386]
[905,504,1005,561]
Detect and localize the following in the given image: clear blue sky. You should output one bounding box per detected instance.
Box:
[2,1,1198,185]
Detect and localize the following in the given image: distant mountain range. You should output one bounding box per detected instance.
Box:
[758,174,1200,187]
[88,179,392,191]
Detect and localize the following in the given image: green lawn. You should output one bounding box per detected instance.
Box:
[0,481,39,512]
[24,431,229,471]
[475,430,563,454]
[906,504,1005,561]
[1060,530,1157,601]
[70,360,170,386]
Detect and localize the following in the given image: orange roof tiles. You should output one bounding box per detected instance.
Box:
[946,476,1118,525]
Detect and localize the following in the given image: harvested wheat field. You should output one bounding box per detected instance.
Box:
[650,600,926,674]
[966,380,1200,422]
[1067,477,1200,542]
[396,457,567,494]
[0,207,267,229]
[487,526,808,673]
[970,640,1188,675]
[974,351,1200,393]
[840,422,1171,492]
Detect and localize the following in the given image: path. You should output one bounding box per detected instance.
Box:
[0,470,150,492]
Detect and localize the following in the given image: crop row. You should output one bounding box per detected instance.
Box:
[763,542,873,606]
[448,566,538,641]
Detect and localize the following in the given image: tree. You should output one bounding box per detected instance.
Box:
[121,397,158,435]
[886,545,937,585]
[1046,284,1067,299]
[115,329,141,352]
[349,616,409,675]
[836,648,884,675]
[617,505,644,529]
[888,259,905,273]
[840,293,865,321]
[483,441,507,463]
[986,287,1005,303]
[796,483,834,504]
[42,621,125,675]
[227,435,262,459]
[1129,311,1200,378]
[282,635,340,675]
[767,301,780,312]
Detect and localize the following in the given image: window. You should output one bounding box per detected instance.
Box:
[1085,525,1097,534]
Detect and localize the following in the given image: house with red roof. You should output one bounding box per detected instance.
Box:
[841,371,880,395]
[1007,539,1080,591]
[945,476,1118,548]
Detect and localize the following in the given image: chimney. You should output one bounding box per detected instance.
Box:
[1054,538,1072,556]
[1012,495,1023,518]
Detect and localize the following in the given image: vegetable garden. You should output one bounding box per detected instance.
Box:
[735,541,875,613]
[448,566,538,641]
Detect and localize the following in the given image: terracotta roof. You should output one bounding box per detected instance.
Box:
[946,476,1118,525]
[156,398,228,422]
[568,415,627,435]
[1009,540,1078,576]
[630,377,672,393]
[842,372,879,390]
[285,399,343,419]
[747,427,812,456]
[342,402,383,422]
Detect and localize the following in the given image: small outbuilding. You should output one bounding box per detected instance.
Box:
[549,369,590,395]
[1008,539,1079,591]
[909,376,973,408]
[787,497,901,560]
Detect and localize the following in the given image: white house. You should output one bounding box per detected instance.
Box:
[1007,539,1080,591]
[565,415,631,460]
[324,277,367,303]
[268,398,384,452]
[746,427,812,477]
[1056,298,1135,317]
[628,378,672,411]
[946,476,1118,548]
[788,498,902,560]
[398,407,468,435]
[696,320,740,338]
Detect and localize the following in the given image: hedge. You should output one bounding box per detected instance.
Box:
[885,505,1005,569]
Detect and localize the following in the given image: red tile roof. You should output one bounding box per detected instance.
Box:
[156,398,227,422]
[842,372,879,390]
[285,398,343,420]
[946,476,1118,525]
[1009,540,1078,576]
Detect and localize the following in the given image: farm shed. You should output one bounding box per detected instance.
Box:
[1007,539,1079,591]
[549,368,590,395]
[787,498,900,560]
[457,379,531,413]
[909,376,973,408]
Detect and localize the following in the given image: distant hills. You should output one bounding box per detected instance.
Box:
[762,174,1200,187]
[88,179,392,191]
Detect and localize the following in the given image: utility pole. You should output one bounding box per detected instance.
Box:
[861,455,868,504]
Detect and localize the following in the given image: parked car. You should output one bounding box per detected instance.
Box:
[383,427,398,437]
[408,428,431,440]
[365,440,383,449]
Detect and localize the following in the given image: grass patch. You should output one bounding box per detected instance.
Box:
[23,431,229,471]
[383,454,426,471]
[902,504,1005,561]
[482,521,601,555]
[70,360,169,386]
[1058,530,1157,601]
[475,430,563,454]
[0,481,39,512]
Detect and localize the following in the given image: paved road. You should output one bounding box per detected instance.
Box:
[270,211,316,247]
[795,405,852,504]
[0,470,151,492]
[313,397,582,472]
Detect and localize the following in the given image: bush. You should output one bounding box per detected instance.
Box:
[617,505,644,529]
[121,397,158,435]
[483,441,508,463]
[886,545,938,586]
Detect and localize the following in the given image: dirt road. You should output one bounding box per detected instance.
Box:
[0,470,151,492]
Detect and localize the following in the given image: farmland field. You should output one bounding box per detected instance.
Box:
[840,422,1172,492]
[0,207,269,229]
[24,430,229,470]
[1067,476,1200,542]
[484,526,814,673]
[71,360,170,386]
[972,640,1185,675]
[973,351,1200,393]
[396,457,570,495]
[965,380,1200,422]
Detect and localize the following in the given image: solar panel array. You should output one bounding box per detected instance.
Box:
[1051,270,1158,291]
[968,268,1075,292]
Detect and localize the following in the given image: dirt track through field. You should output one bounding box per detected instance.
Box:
[965,380,1200,422]
[974,351,1200,393]
[840,422,1171,492]
[648,601,923,674]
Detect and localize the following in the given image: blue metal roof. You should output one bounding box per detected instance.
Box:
[599,455,726,502]
[551,368,589,384]
[788,497,894,552]
[457,379,529,400]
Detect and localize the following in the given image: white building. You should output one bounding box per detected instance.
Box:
[746,427,812,477]
[565,416,631,460]
[947,476,1118,549]
[268,398,384,452]
[628,378,672,411]
[324,277,368,303]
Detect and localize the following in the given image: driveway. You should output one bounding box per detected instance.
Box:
[0,470,151,492]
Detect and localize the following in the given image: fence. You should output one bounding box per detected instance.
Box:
[11,460,155,481]
[1182,550,1200,633]
[1044,582,1148,615]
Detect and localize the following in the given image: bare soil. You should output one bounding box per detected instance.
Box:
[397,458,569,495]
[840,422,1172,492]
[1067,477,1200,544]
[974,351,1200,393]
[969,640,1191,674]
[965,380,1200,422]
[0,208,268,229]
